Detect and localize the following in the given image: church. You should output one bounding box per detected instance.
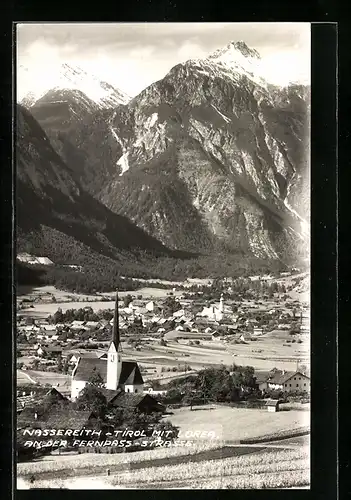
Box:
[71,291,144,400]
[199,294,232,322]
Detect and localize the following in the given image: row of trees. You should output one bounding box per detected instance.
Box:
[163,365,259,405]
[17,243,289,295]
[185,277,289,302]
[49,306,114,325]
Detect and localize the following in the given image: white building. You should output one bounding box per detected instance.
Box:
[71,291,144,400]
[199,294,231,322]
[253,327,263,336]
[259,370,310,393]
[145,301,155,312]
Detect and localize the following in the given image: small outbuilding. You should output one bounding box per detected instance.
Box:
[265,399,280,412]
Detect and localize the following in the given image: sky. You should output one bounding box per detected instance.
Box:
[16,23,311,99]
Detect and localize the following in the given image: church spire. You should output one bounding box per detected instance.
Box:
[112,289,120,349]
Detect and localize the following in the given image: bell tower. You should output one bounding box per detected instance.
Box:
[219,293,224,313]
[106,290,122,390]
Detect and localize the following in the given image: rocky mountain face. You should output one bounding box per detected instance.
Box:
[16,105,172,264]
[21,41,310,263]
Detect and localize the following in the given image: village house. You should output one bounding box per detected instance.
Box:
[41,330,59,342]
[71,291,144,400]
[129,299,145,309]
[253,327,263,336]
[17,387,68,417]
[145,301,156,312]
[55,323,67,331]
[84,321,101,330]
[38,346,63,359]
[258,370,310,393]
[105,391,165,414]
[70,321,88,331]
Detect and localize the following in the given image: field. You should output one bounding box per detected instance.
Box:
[129,334,307,372]
[17,370,71,391]
[165,405,309,443]
[17,447,309,489]
[17,285,182,319]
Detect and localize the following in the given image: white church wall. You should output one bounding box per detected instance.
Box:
[71,380,86,401]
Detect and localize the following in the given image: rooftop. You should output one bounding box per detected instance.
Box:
[73,357,144,385]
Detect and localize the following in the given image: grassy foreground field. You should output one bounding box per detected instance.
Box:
[17,441,224,476]
[107,448,309,488]
[166,405,310,443]
[18,448,310,489]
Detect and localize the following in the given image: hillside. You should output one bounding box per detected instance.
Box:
[16,104,174,266]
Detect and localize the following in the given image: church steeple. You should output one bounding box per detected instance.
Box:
[219,293,224,313]
[106,289,122,390]
[112,289,121,350]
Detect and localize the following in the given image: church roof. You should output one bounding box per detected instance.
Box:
[119,361,144,385]
[73,358,107,382]
[73,358,144,386]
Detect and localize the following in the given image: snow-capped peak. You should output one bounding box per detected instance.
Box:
[180,40,290,89]
[206,40,263,78]
[209,40,261,62]
[18,63,130,109]
[175,41,270,90]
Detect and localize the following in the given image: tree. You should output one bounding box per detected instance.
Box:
[163,388,183,404]
[56,355,63,371]
[17,333,28,344]
[163,296,182,317]
[289,322,300,335]
[87,368,105,388]
[59,330,68,342]
[54,307,64,324]
[62,357,70,375]
[151,379,162,390]
[123,294,133,308]
[75,385,107,417]
[133,317,143,327]
[31,359,40,370]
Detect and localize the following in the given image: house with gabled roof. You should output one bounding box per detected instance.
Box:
[17,387,68,421]
[258,370,310,393]
[108,391,165,413]
[71,291,144,400]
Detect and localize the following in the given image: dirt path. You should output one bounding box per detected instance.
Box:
[18,370,38,384]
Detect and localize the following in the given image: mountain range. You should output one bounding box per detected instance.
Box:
[17,41,310,269]
[16,104,178,267]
